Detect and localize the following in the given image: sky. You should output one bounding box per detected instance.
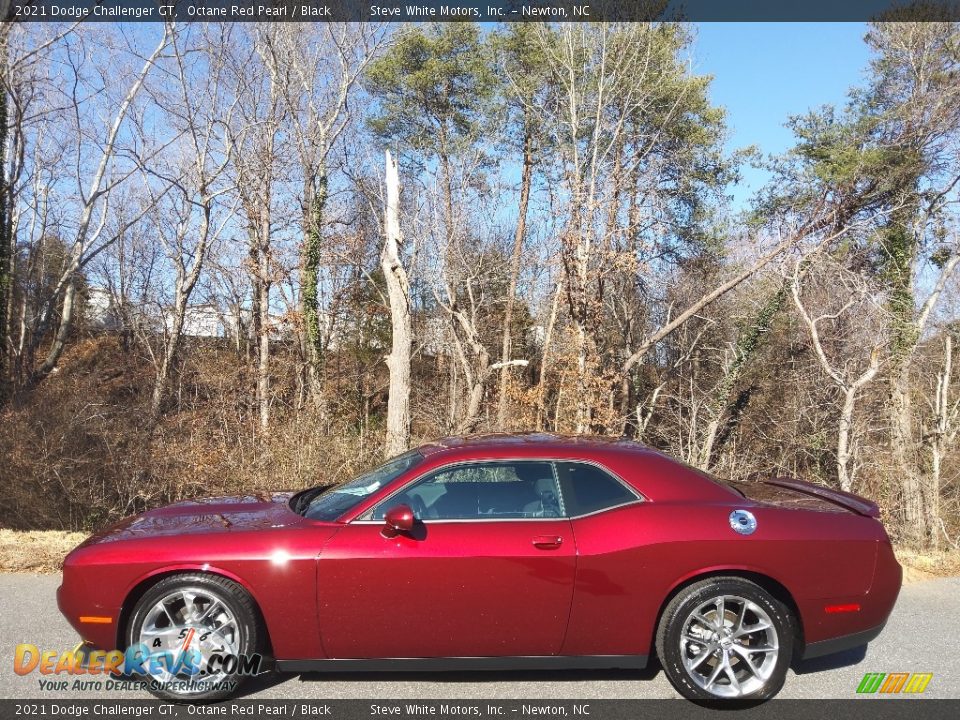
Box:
[693,23,873,208]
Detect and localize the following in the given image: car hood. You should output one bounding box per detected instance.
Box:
[80,492,301,545]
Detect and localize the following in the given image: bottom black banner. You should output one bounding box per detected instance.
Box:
[2,700,958,720]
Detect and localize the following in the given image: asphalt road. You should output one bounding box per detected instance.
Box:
[1,573,957,700]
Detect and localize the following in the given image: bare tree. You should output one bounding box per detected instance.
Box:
[381,150,410,457]
[891,242,960,541]
[226,26,288,430]
[28,25,173,385]
[790,257,883,491]
[146,27,239,422]
[496,129,533,431]
[0,19,82,394]
[262,24,386,412]
[434,260,528,434]
[0,18,11,396]
[621,214,834,378]
[534,24,766,432]
[495,25,545,430]
[926,332,960,547]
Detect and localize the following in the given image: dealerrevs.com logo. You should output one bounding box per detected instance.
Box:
[14,643,263,694]
[856,673,933,694]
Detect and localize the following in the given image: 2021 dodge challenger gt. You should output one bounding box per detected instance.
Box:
[58,434,902,702]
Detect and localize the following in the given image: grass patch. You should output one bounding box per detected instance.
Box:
[0,529,89,573]
[894,546,960,584]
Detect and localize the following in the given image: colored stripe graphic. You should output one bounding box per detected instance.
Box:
[857,673,886,693]
[880,673,910,693]
[903,673,933,694]
[857,672,932,694]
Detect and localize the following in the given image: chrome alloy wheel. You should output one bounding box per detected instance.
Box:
[679,594,779,698]
[136,587,241,693]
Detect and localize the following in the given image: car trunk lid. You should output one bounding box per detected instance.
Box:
[759,477,880,517]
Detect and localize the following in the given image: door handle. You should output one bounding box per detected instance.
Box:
[532,535,563,549]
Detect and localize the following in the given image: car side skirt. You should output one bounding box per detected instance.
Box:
[802,622,886,659]
[276,655,648,674]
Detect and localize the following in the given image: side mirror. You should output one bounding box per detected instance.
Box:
[382,504,415,538]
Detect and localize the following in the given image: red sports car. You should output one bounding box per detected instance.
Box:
[59,434,901,702]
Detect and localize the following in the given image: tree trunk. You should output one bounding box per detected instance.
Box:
[929,335,952,551]
[697,418,721,471]
[892,362,923,543]
[536,279,563,431]
[257,206,271,431]
[302,171,328,413]
[248,238,261,365]
[381,150,411,458]
[34,277,77,381]
[616,158,644,432]
[496,125,533,430]
[0,24,10,399]
[884,215,925,545]
[836,388,857,493]
[450,308,514,435]
[460,361,488,434]
[150,287,187,422]
[574,317,589,432]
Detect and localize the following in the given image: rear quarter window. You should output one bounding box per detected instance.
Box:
[556,462,639,517]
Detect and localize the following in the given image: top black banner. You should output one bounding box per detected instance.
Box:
[5,0,960,22]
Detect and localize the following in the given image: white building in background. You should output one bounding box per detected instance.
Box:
[162,304,295,342]
[86,288,118,330]
[85,287,543,352]
[419,315,448,356]
[164,304,227,338]
[413,316,545,357]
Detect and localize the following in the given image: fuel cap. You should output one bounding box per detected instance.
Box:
[729,509,757,535]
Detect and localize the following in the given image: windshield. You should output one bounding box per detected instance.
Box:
[298,450,424,521]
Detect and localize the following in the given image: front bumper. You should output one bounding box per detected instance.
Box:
[57,578,119,650]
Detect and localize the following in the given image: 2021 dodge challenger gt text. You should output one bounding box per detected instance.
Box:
[58,433,902,702]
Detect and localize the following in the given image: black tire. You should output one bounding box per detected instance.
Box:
[656,577,794,701]
[125,573,260,702]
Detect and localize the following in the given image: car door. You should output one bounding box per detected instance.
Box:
[317,460,576,659]
[553,461,649,658]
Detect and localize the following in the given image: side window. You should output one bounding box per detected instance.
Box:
[555,462,638,517]
[372,461,561,520]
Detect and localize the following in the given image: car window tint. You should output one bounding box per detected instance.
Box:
[373,461,561,520]
[555,462,637,517]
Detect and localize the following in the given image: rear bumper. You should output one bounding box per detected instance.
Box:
[802,622,886,659]
[798,538,900,656]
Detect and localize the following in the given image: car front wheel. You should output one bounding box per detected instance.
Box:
[656,577,794,701]
[125,573,260,702]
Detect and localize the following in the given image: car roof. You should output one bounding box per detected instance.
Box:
[413,433,737,503]
[417,432,650,457]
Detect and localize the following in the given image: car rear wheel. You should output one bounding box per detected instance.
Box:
[125,573,260,702]
[656,577,794,701]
